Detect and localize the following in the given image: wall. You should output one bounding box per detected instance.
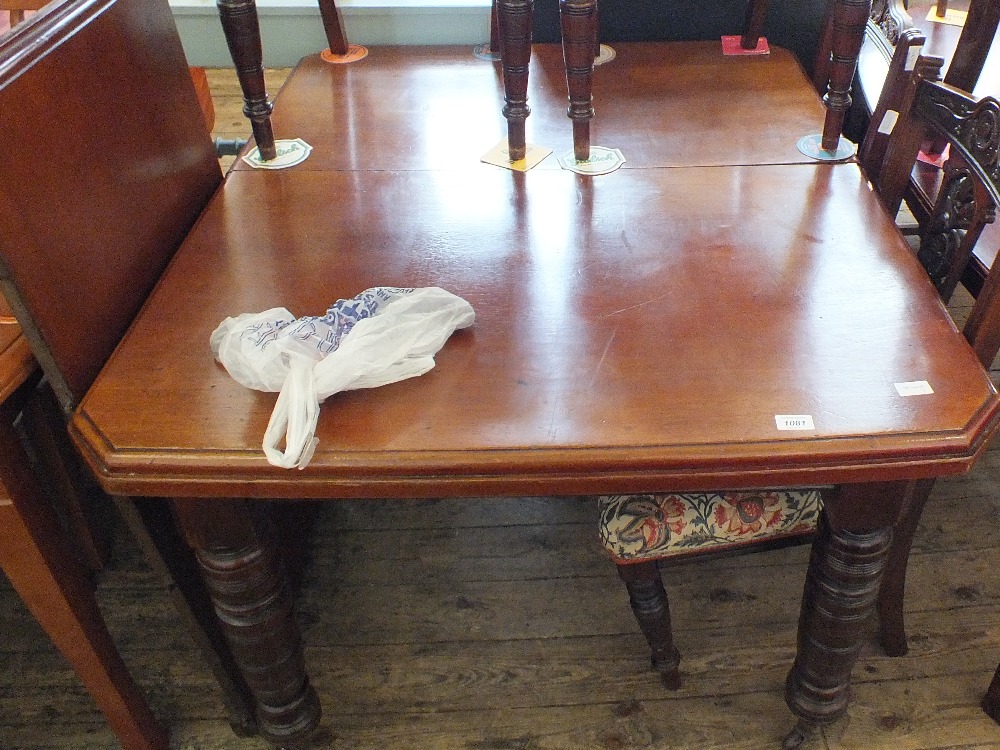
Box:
[171,0,493,67]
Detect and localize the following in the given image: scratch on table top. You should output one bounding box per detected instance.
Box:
[600,293,673,319]
[589,327,618,388]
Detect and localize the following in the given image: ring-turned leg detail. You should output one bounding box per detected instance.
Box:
[618,561,682,690]
[784,511,891,738]
[559,0,597,161]
[496,0,534,161]
[173,499,320,748]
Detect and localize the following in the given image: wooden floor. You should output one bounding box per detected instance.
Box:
[4,68,1000,750]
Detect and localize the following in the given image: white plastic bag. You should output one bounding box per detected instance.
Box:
[211,286,475,469]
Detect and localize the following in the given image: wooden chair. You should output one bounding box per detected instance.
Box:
[214,0,348,162]
[1,0,45,29]
[870,35,1000,717]
[912,0,1000,302]
[493,0,778,162]
[858,0,1000,342]
[595,27,997,686]
[0,0,260,735]
[0,301,168,749]
[863,48,1000,659]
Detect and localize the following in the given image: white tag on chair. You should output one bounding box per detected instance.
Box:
[878,110,899,135]
[905,45,923,71]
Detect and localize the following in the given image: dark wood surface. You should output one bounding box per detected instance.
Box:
[62,45,1000,747]
[73,160,999,496]
[10,442,1000,749]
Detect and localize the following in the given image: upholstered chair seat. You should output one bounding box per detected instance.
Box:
[596,489,824,687]
[599,490,823,563]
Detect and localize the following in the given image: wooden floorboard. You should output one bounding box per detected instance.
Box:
[3,69,1000,750]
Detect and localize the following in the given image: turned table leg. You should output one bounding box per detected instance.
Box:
[496,0,533,161]
[559,0,597,161]
[216,0,276,160]
[783,482,903,747]
[741,0,768,50]
[818,0,871,150]
[317,0,349,56]
[172,499,319,748]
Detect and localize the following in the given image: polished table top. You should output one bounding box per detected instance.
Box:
[72,161,998,498]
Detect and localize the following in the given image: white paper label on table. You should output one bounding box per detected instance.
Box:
[895,380,934,396]
[242,138,313,169]
[557,146,626,175]
[775,414,815,431]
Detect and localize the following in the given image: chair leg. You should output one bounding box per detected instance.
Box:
[20,380,111,574]
[616,561,681,689]
[982,662,1000,724]
[0,404,167,750]
[114,496,259,736]
[317,0,349,56]
[741,0,768,50]
[876,478,935,656]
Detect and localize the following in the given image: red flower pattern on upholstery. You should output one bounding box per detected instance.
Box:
[598,490,822,564]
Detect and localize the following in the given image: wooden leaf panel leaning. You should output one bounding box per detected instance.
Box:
[0,296,166,748]
[0,0,264,737]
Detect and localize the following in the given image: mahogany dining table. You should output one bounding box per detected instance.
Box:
[68,43,1000,748]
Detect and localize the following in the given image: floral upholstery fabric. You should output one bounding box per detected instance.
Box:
[599,490,823,564]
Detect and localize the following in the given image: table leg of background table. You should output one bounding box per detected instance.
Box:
[496,0,533,161]
[172,498,319,748]
[820,0,872,150]
[783,482,898,747]
[216,0,276,160]
[559,0,597,161]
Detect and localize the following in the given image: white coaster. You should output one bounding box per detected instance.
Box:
[557,146,626,175]
[242,138,313,169]
[473,43,501,61]
[795,134,855,162]
[594,44,616,66]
